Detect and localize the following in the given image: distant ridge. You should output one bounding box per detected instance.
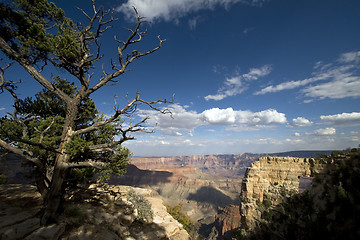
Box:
[134,150,335,159]
[268,150,334,158]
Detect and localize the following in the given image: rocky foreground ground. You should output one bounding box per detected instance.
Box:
[0,184,189,240]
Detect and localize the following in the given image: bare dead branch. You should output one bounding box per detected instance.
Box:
[0,63,25,122]
[87,118,150,154]
[72,94,173,137]
[67,160,106,169]
[101,63,108,78]
[0,138,43,168]
[0,37,72,104]
[91,0,97,15]
[38,61,48,73]
[76,6,92,21]
[86,8,163,96]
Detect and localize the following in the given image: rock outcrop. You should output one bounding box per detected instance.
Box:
[214,205,242,238]
[0,184,189,240]
[239,156,331,230]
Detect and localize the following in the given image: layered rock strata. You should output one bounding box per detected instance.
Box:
[133,154,262,179]
[214,205,242,238]
[240,156,330,230]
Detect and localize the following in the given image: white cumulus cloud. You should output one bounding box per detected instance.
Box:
[201,108,237,124]
[117,0,265,22]
[313,127,336,136]
[320,112,360,124]
[137,104,286,136]
[205,65,272,101]
[252,109,287,125]
[288,117,313,127]
[201,108,286,127]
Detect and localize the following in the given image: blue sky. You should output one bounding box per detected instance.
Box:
[1,0,360,156]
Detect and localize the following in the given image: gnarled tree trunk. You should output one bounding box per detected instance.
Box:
[40,159,68,225]
[41,101,78,225]
[0,0,170,227]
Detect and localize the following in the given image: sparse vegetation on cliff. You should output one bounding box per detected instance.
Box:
[127,189,153,223]
[243,148,360,240]
[166,203,193,231]
[165,203,199,238]
[0,174,6,184]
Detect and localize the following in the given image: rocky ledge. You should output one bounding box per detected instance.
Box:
[240,156,330,230]
[0,184,189,240]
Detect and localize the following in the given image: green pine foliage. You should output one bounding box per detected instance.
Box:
[0,0,168,225]
[0,75,131,187]
[0,0,77,63]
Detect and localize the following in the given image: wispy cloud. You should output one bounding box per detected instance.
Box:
[0,108,5,111]
[138,104,202,136]
[117,0,266,22]
[243,27,255,35]
[205,65,272,101]
[302,76,360,100]
[320,112,360,125]
[188,16,201,30]
[338,51,360,63]
[254,51,360,101]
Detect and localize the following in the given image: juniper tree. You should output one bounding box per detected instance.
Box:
[0,0,171,225]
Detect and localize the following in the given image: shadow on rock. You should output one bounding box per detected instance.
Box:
[109,164,174,186]
[0,184,178,240]
[187,186,235,208]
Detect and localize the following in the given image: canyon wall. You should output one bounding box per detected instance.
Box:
[133,154,263,179]
[111,164,243,228]
[239,156,331,230]
[213,205,242,238]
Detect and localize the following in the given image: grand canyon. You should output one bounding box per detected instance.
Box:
[2,150,349,239]
[109,151,331,238]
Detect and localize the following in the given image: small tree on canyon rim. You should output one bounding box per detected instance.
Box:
[0,0,172,225]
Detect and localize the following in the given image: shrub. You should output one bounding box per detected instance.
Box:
[0,174,6,184]
[165,203,194,233]
[263,199,272,209]
[63,204,84,224]
[127,189,153,223]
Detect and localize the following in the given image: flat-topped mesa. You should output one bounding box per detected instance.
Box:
[239,156,330,230]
